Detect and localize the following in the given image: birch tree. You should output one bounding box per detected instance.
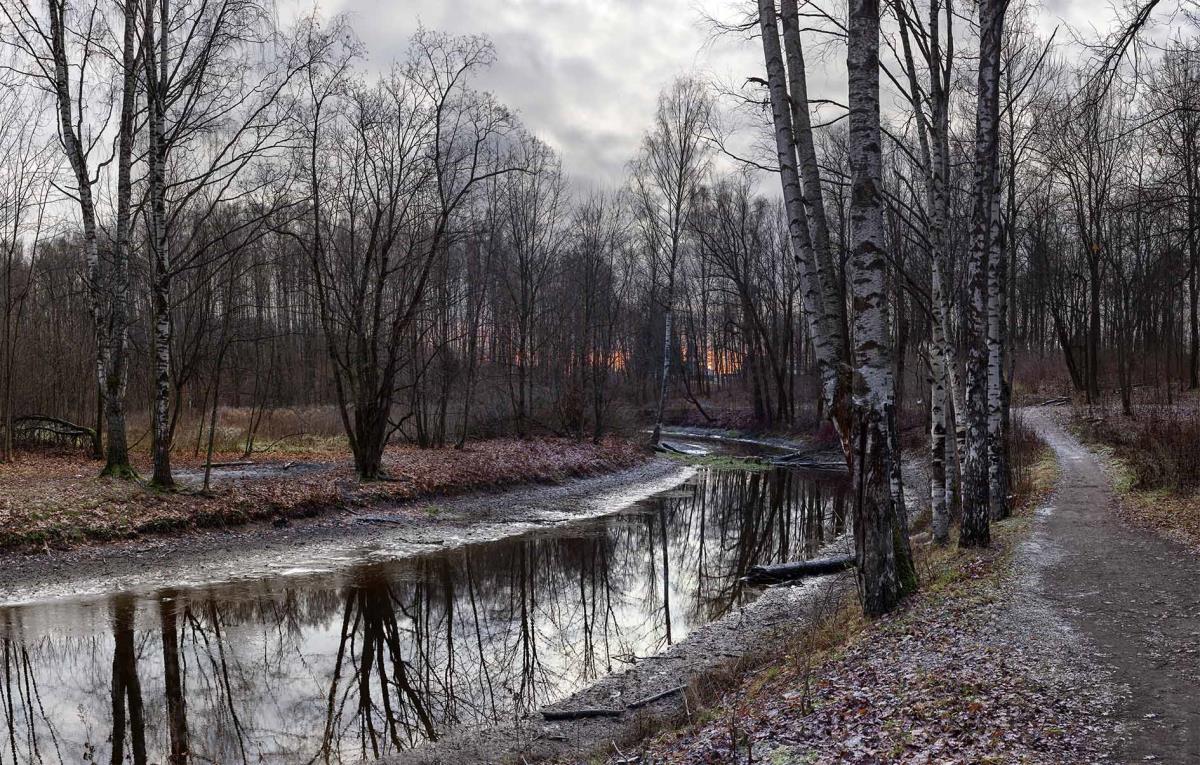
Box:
[847,0,915,614]
[138,0,314,487]
[0,0,138,476]
[960,0,1005,548]
[756,0,853,457]
[892,0,958,543]
[633,76,712,446]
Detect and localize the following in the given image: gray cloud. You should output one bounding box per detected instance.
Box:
[280,0,1130,187]
[285,0,764,185]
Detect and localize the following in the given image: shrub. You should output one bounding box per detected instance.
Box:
[1076,405,1200,492]
[1009,412,1049,508]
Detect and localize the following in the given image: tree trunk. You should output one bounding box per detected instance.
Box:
[49,0,135,477]
[930,332,950,543]
[987,180,1010,520]
[650,307,672,444]
[847,0,913,615]
[103,0,138,478]
[1189,182,1198,389]
[960,0,1003,548]
[159,595,189,765]
[780,0,847,354]
[146,0,174,489]
[352,399,389,480]
[757,0,852,460]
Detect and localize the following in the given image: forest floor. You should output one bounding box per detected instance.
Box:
[0,437,646,550]
[597,407,1200,765]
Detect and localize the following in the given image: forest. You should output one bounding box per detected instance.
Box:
[0,0,1198,763]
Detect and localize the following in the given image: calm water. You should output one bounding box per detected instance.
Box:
[0,461,847,763]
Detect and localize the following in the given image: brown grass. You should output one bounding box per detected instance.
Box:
[1074,404,1200,492]
[0,438,648,549]
[1073,403,1200,549]
[607,425,1060,765]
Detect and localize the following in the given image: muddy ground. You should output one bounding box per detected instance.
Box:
[0,459,689,604]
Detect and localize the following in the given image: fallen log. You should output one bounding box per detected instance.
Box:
[540,707,623,721]
[769,449,847,470]
[1035,395,1070,406]
[627,684,687,710]
[8,414,95,451]
[771,458,847,471]
[742,555,855,585]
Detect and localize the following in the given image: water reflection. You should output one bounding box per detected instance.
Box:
[0,465,846,763]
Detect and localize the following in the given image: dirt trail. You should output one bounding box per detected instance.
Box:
[1027,407,1200,762]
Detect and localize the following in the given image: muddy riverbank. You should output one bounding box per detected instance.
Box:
[0,459,689,603]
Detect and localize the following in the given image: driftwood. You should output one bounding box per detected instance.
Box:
[771,457,846,471]
[654,440,709,456]
[742,555,855,585]
[627,684,687,710]
[770,448,846,471]
[542,684,690,721]
[540,707,623,720]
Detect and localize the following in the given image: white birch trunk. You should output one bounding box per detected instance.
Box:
[105,0,138,477]
[987,181,1009,520]
[848,0,911,615]
[779,0,847,369]
[47,5,103,385]
[757,0,852,458]
[961,0,1004,548]
[146,0,174,488]
[895,0,955,543]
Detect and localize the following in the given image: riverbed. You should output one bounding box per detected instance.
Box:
[0,441,848,763]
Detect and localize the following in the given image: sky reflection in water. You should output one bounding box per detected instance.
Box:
[0,463,847,763]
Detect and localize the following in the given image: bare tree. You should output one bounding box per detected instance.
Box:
[847,0,915,615]
[960,0,1005,548]
[632,76,712,446]
[1,0,139,476]
[0,81,53,461]
[304,29,517,479]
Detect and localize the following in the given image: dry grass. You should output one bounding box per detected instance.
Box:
[612,428,1063,765]
[1073,403,1200,549]
[1074,404,1200,492]
[0,438,647,549]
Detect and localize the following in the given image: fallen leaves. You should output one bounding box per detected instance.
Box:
[625,537,1110,765]
[0,438,646,549]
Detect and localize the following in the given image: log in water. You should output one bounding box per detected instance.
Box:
[742,555,855,584]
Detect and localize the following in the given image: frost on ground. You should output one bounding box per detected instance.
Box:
[626,519,1116,765]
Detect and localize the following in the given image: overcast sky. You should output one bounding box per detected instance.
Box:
[283,0,1147,187]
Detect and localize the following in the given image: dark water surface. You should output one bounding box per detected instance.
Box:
[0,460,847,763]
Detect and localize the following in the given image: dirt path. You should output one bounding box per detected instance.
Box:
[1027,407,1200,762]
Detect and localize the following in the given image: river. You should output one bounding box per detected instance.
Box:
[0,443,847,763]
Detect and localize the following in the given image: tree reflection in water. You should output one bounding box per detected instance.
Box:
[0,464,845,763]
